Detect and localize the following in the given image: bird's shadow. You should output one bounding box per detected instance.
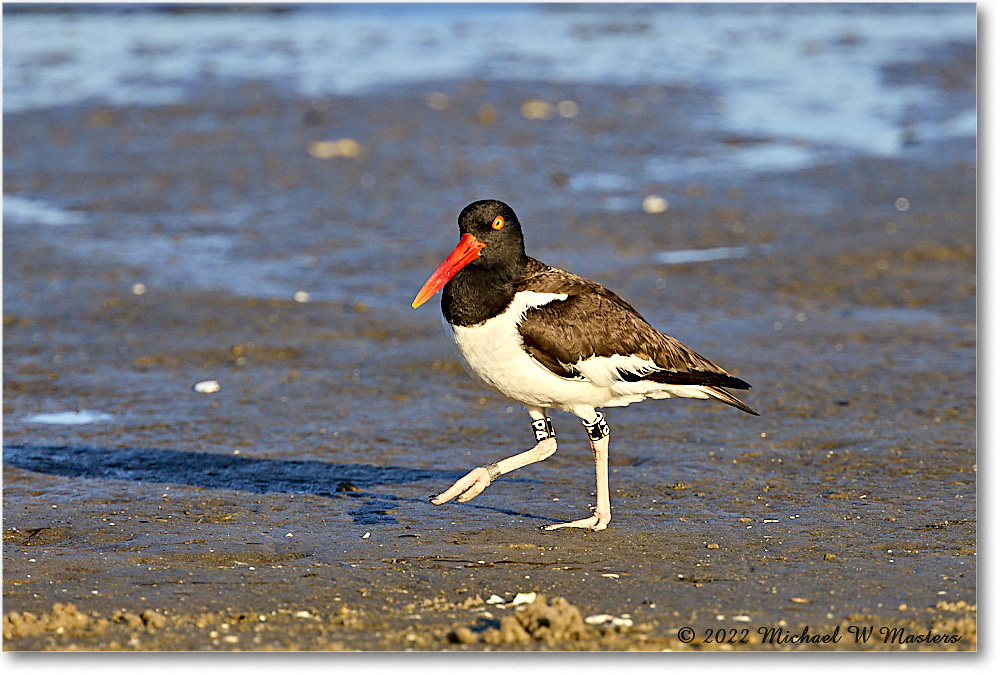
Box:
[2,443,552,525]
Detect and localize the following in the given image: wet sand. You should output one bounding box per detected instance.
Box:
[3,54,976,651]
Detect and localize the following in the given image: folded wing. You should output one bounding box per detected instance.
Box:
[516,259,757,415]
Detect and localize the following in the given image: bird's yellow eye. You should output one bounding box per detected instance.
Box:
[492,216,505,230]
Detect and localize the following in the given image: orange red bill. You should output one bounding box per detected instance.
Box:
[411,233,486,309]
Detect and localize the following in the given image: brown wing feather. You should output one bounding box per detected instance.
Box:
[516,259,753,392]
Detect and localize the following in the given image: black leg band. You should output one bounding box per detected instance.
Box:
[530,417,556,442]
[582,411,610,441]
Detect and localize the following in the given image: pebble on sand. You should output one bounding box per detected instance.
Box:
[642,195,669,214]
[557,100,579,118]
[426,92,450,110]
[520,100,553,120]
[308,138,364,159]
[511,592,537,606]
[193,380,221,394]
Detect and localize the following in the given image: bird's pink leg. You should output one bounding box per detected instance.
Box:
[430,410,556,505]
[430,438,557,504]
[545,412,612,531]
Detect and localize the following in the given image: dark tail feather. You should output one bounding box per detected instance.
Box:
[643,369,752,390]
[705,386,759,416]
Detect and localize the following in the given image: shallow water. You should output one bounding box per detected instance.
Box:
[4,4,974,151]
[23,411,114,426]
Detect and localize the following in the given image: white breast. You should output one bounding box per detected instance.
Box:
[448,291,591,408]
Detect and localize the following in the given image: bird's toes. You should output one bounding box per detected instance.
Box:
[455,479,489,503]
[544,515,601,531]
[589,513,612,531]
[430,466,492,505]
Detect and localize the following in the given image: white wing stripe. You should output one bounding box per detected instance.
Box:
[511,291,568,317]
[576,354,660,387]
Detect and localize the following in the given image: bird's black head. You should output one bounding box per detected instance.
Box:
[456,199,527,270]
[411,199,529,311]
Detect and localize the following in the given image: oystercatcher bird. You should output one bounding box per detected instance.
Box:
[412,200,757,530]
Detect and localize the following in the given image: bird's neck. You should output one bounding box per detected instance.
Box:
[442,259,526,327]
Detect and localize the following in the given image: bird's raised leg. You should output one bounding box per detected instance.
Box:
[545,411,612,531]
[430,407,557,505]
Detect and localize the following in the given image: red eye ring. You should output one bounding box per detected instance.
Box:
[491,216,505,230]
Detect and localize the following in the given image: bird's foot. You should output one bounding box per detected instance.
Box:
[543,510,611,531]
[429,465,494,505]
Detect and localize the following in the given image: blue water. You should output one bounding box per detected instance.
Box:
[3,3,976,156]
